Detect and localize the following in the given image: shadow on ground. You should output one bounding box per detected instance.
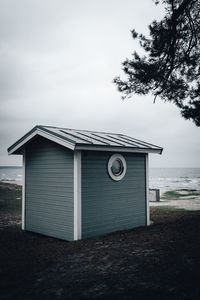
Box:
[0,208,200,300]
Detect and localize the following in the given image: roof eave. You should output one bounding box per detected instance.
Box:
[75,144,163,154]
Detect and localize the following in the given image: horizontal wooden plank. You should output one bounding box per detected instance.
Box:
[25,136,74,241]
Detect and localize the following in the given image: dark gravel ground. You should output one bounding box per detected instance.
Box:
[0,183,200,299]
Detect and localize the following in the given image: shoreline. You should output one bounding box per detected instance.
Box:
[0,179,199,193]
[1,178,200,189]
[1,180,200,211]
[151,189,200,211]
[0,179,22,186]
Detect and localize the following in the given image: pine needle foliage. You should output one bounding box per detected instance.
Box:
[114,0,200,126]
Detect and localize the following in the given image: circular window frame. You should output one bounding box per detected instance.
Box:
[108,154,127,181]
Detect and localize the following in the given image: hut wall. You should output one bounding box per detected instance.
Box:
[81,151,146,238]
[25,136,74,241]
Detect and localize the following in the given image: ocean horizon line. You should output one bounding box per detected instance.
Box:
[1,166,200,169]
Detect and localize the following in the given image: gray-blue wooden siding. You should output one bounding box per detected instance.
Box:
[25,136,74,241]
[81,151,147,238]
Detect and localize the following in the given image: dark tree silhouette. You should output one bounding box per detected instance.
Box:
[114,0,200,126]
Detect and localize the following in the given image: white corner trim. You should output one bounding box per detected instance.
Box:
[73,150,82,240]
[22,149,26,230]
[8,129,75,154]
[146,154,150,226]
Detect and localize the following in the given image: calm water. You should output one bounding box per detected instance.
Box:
[1,166,200,194]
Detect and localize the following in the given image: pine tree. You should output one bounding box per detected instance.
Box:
[114,0,200,126]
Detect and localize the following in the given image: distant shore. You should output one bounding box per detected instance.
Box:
[1,180,200,212]
[0,179,22,185]
[1,167,200,193]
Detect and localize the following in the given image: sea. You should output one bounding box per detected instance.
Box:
[149,168,200,194]
[0,166,200,195]
[0,166,23,184]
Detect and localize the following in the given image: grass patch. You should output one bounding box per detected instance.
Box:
[0,182,22,215]
[161,190,200,201]
[154,205,186,211]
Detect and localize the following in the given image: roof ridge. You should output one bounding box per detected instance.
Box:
[38,125,124,136]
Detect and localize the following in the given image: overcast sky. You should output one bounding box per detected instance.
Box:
[0,0,199,168]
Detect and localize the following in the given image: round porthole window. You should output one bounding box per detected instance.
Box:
[108,154,127,181]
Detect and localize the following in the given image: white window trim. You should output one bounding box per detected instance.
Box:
[22,149,26,230]
[73,150,82,240]
[108,153,127,181]
[146,154,150,226]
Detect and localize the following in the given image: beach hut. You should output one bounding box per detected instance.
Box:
[8,125,163,241]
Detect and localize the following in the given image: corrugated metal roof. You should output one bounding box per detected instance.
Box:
[8,125,163,154]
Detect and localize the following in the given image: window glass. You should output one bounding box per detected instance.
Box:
[108,154,127,181]
[111,159,124,176]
